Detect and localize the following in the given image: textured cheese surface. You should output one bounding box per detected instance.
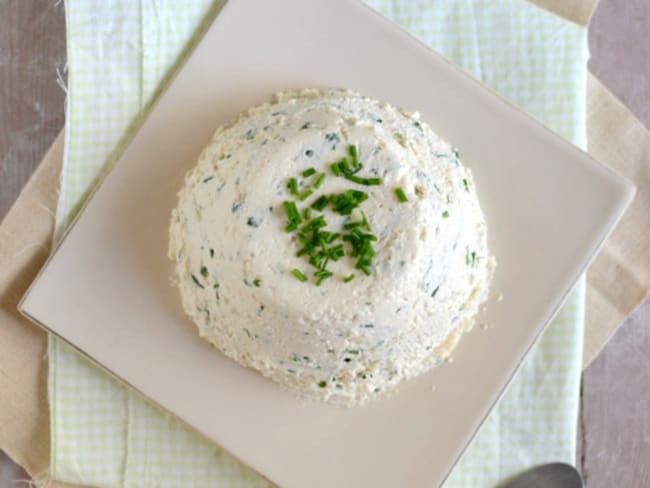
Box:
[169,89,495,405]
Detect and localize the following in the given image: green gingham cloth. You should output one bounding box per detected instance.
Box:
[53,1,588,486]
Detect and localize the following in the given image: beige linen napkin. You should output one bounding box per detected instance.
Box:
[1,0,648,483]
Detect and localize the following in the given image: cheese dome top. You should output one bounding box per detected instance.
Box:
[169,89,495,405]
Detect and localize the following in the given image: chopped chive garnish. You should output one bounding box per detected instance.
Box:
[442,210,450,218]
[283,201,302,231]
[318,380,327,388]
[360,211,371,231]
[462,178,470,191]
[298,189,313,201]
[328,244,345,261]
[247,217,258,227]
[253,278,261,287]
[345,174,382,186]
[279,145,389,284]
[308,253,326,269]
[296,247,308,257]
[431,285,440,298]
[395,187,408,202]
[343,221,360,230]
[338,157,351,173]
[200,266,209,278]
[329,189,368,215]
[322,232,341,244]
[342,227,377,276]
[202,176,214,183]
[313,172,326,189]
[302,215,327,233]
[314,269,333,286]
[291,269,308,282]
[288,177,299,196]
[311,195,329,211]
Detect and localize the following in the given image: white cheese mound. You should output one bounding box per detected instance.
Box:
[169,89,495,406]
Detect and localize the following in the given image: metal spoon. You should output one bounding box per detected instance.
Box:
[500,462,584,488]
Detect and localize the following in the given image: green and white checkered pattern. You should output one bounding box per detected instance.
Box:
[52,1,588,486]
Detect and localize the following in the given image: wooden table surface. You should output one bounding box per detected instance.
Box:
[1,1,648,486]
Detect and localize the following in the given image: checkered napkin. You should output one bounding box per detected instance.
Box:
[52,1,588,486]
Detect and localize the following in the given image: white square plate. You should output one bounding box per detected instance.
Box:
[20,1,634,486]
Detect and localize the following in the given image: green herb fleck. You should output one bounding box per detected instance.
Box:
[253,278,261,287]
[343,273,356,283]
[431,285,440,298]
[302,207,312,220]
[305,149,314,157]
[247,217,259,227]
[202,176,214,183]
[291,269,308,282]
[325,132,340,143]
[395,187,408,202]
[191,274,205,289]
[442,210,450,219]
[318,380,327,388]
[462,178,470,192]
[200,266,209,278]
[302,167,317,177]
